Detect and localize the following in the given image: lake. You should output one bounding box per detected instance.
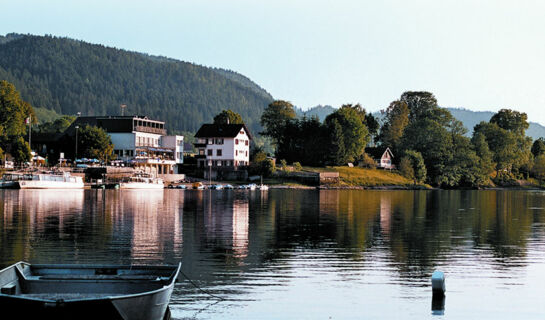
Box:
[1,189,544,319]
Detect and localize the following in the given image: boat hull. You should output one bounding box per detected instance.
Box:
[16,181,84,189]
[0,262,179,320]
[118,182,164,189]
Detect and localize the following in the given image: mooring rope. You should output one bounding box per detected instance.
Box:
[179,270,225,301]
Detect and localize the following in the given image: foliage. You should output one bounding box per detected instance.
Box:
[471,132,495,185]
[275,116,329,166]
[0,34,272,134]
[77,125,114,162]
[378,100,409,153]
[532,155,545,180]
[399,150,427,184]
[0,80,35,138]
[531,138,545,157]
[328,119,346,165]
[34,107,63,124]
[260,100,296,146]
[213,109,244,125]
[0,80,35,161]
[36,115,76,134]
[473,116,532,177]
[490,109,529,135]
[279,159,287,171]
[325,104,370,164]
[11,136,31,164]
[358,153,376,168]
[293,162,302,171]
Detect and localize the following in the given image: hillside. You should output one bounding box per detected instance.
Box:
[447,108,545,139]
[295,105,336,122]
[0,33,273,134]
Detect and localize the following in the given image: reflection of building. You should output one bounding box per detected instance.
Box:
[232,200,249,259]
[379,193,392,237]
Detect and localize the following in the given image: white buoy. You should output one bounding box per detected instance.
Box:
[431,270,446,296]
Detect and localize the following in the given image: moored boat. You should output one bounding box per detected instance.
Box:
[118,174,164,189]
[15,172,84,189]
[0,261,180,320]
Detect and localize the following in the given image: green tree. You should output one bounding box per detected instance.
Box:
[0,80,35,142]
[36,115,76,134]
[213,109,244,125]
[531,138,545,157]
[379,100,409,152]
[11,136,31,165]
[532,155,545,180]
[471,132,495,185]
[490,109,529,135]
[260,100,296,147]
[328,119,346,165]
[77,125,114,163]
[400,150,426,184]
[325,104,370,163]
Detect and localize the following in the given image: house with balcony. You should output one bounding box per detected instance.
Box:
[68,116,184,174]
[194,123,252,179]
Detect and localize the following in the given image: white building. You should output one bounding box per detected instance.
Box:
[194,124,252,169]
[72,116,183,174]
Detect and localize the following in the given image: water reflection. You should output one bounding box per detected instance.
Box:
[1,189,545,319]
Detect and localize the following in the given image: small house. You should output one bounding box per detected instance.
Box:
[365,147,395,169]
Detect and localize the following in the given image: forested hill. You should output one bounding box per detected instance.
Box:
[0,33,273,133]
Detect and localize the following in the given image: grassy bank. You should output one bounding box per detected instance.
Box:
[303,166,429,188]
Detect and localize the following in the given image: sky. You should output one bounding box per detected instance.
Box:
[3,0,545,124]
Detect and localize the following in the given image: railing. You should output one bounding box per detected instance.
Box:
[134,126,166,135]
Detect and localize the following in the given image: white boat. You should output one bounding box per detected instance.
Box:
[15,172,84,189]
[118,175,164,189]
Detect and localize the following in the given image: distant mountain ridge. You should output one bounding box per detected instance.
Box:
[0,33,273,134]
[300,105,545,140]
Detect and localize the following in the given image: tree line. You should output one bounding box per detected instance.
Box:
[260,92,545,188]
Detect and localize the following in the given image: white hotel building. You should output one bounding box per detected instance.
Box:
[72,116,183,174]
[194,123,252,169]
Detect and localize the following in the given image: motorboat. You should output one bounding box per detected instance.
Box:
[0,261,180,320]
[118,174,164,189]
[14,172,84,189]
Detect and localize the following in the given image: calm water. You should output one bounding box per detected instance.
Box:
[1,189,545,319]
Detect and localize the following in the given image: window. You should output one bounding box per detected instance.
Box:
[240,130,244,134]
[245,140,249,146]
[245,151,248,157]
[236,150,238,156]
[217,160,222,166]
[199,149,205,155]
[207,149,213,156]
[216,149,222,156]
[208,139,213,145]
[235,139,239,145]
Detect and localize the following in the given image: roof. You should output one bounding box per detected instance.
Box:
[365,147,394,159]
[194,124,253,140]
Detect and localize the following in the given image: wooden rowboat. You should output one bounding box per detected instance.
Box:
[0,261,181,320]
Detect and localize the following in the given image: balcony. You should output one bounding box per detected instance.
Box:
[134,125,166,135]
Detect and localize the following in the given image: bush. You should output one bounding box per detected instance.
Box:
[293,162,302,171]
[358,153,376,168]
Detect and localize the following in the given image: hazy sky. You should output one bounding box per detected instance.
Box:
[3,0,545,124]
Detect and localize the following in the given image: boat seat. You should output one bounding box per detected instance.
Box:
[36,275,167,281]
[1,283,16,295]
